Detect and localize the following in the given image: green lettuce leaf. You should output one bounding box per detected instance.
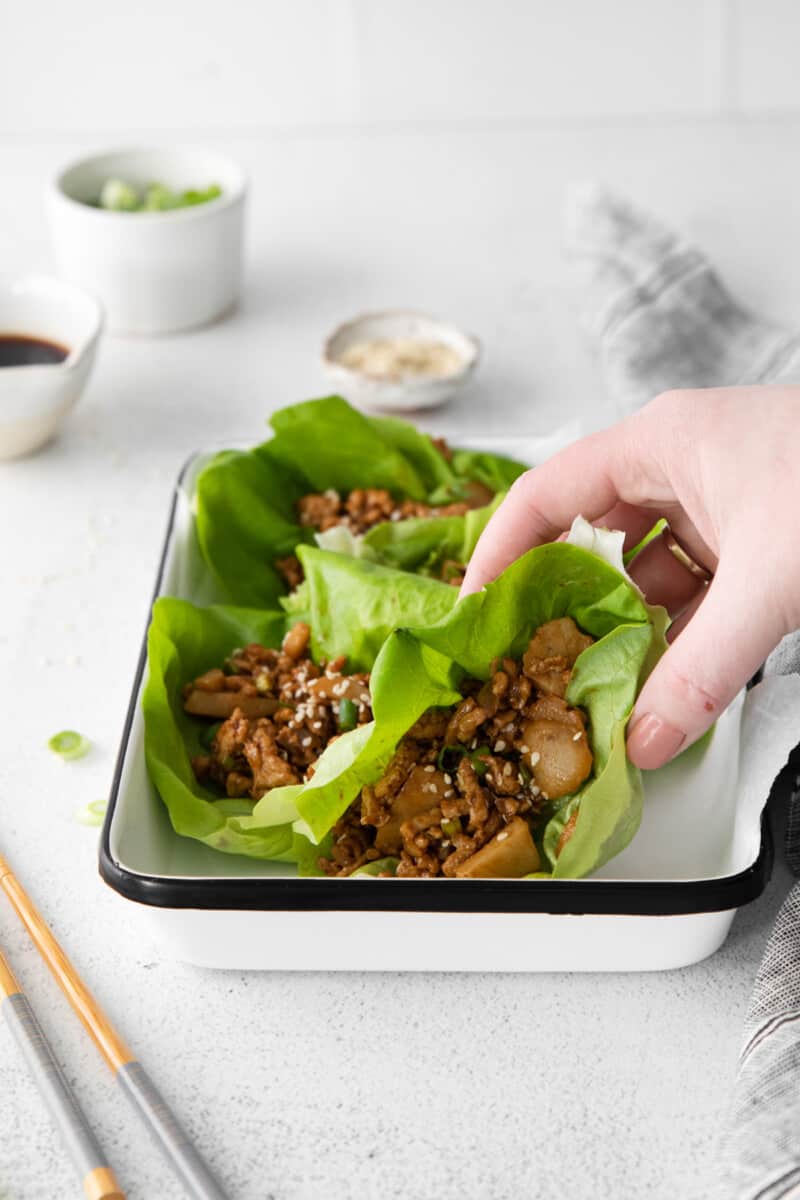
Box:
[281,541,666,878]
[147,520,664,878]
[255,632,462,844]
[143,597,305,859]
[194,395,525,607]
[144,555,459,857]
[361,493,503,575]
[282,545,459,671]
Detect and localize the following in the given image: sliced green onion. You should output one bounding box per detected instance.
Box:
[468,745,491,776]
[75,799,107,827]
[437,744,463,770]
[338,698,358,732]
[198,722,221,750]
[441,818,461,839]
[48,730,91,761]
[623,518,668,565]
[436,743,490,775]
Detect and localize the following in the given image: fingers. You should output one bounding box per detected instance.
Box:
[460,428,629,596]
[627,530,706,616]
[626,558,784,769]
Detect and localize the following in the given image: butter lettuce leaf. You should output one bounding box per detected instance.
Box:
[287,540,666,878]
[144,556,459,857]
[283,545,459,671]
[146,531,664,879]
[194,395,525,607]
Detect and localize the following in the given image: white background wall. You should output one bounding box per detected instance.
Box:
[1,0,797,138]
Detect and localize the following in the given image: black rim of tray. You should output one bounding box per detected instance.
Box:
[98,455,775,917]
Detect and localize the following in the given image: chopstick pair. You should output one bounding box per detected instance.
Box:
[0,852,228,1200]
[0,946,124,1200]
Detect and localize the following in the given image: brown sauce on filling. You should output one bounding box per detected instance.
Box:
[0,334,70,368]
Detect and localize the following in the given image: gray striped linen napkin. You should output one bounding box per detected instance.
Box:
[564,184,800,1200]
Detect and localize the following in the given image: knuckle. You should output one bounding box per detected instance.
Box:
[663,661,727,719]
[650,387,693,415]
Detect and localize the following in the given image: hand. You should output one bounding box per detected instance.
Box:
[461,387,800,769]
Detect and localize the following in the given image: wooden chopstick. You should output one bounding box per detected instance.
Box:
[0,945,125,1200]
[0,853,228,1200]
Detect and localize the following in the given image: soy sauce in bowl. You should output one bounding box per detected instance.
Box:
[0,334,69,368]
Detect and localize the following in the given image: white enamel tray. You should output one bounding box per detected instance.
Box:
[100,437,774,972]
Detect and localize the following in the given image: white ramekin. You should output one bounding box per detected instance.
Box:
[0,274,103,459]
[47,147,247,336]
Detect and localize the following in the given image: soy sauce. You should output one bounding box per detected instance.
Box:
[0,334,69,367]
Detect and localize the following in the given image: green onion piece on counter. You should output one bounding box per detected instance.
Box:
[75,800,107,827]
[338,698,358,732]
[48,730,91,761]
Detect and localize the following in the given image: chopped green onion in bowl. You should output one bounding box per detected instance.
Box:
[48,730,91,761]
[99,178,139,211]
[75,799,107,827]
[97,178,222,213]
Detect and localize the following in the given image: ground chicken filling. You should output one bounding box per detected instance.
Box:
[184,616,595,880]
[275,461,494,591]
[185,622,372,800]
[320,617,595,879]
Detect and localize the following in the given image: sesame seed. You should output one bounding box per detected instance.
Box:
[519,744,529,753]
[312,721,322,730]
[572,731,583,741]
[470,739,478,750]
[444,774,452,785]
[302,736,312,747]
[496,831,509,842]
[423,764,435,773]
[495,739,506,752]
[503,763,513,776]
[444,789,455,798]
[503,723,514,733]
[530,751,541,766]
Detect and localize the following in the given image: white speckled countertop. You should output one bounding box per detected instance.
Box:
[0,121,798,1199]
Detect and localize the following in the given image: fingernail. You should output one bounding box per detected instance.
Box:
[626,712,685,770]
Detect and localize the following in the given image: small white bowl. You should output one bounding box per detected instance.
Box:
[47,146,247,336]
[0,274,103,460]
[322,310,480,412]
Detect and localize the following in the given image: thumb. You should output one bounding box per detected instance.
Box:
[626,560,784,769]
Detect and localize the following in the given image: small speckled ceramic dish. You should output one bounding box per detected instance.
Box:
[322,311,480,412]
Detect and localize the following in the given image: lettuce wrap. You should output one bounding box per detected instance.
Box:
[143,553,460,860]
[205,535,662,883]
[261,537,666,879]
[146,529,666,879]
[194,395,526,607]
